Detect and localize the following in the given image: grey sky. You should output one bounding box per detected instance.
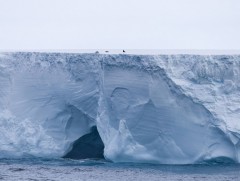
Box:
[0,0,240,50]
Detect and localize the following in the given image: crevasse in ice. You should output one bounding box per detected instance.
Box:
[0,52,239,164]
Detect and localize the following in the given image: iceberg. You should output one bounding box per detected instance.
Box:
[0,52,239,164]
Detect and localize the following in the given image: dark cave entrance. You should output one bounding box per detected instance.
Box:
[63,126,104,159]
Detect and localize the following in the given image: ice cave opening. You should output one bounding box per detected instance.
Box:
[63,126,104,159]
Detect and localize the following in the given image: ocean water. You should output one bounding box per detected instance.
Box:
[0,158,239,181]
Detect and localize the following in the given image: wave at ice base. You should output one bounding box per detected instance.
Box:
[0,53,239,164]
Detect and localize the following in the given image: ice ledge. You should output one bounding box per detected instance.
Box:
[1,49,240,55]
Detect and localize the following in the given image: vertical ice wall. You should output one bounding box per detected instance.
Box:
[0,53,100,157]
[0,52,239,164]
[98,56,239,164]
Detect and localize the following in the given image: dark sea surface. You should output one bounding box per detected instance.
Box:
[0,158,239,181]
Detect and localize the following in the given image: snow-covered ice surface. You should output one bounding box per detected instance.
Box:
[0,52,240,164]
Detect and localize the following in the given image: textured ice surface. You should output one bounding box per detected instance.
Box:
[0,52,239,164]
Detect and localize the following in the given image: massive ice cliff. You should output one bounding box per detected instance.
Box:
[0,52,239,164]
